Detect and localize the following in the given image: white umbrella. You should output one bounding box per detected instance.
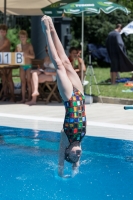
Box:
[120,21,133,36]
[0,0,61,16]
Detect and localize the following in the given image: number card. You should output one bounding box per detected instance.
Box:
[3,52,11,64]
[15,52,24,64]
[0,53,2,64]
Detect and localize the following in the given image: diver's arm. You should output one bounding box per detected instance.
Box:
[58,131,68,177]
[72,161,80,177]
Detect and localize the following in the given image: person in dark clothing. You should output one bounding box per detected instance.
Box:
[106,24,133,85]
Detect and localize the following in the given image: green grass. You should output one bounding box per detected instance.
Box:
[12,68,20,83]
[12,67,133,99]
[84,67,133,99]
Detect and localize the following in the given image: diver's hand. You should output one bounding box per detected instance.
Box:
[72,167,79,177]
[58,173,71,179]
[63,174,71,178]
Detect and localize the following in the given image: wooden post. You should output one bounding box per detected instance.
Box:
[4,0,6,24]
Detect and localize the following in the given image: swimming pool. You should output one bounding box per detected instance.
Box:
[0,126,133,200]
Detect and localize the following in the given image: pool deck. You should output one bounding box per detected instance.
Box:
[0,102,133,141]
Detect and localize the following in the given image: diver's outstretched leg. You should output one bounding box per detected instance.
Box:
[42,16,83,94]
[41,15,73,101]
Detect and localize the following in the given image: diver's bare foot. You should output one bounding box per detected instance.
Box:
[25,101,36,106]
[47,16,55,32]
[41,15,50,32]
[17,99,26,103]
[32,91,39,97]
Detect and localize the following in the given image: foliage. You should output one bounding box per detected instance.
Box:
[70,7,133,66]
[7,28,31,52]
[113,0,133,10]
[0,13,31,52]
[6,28,20,52]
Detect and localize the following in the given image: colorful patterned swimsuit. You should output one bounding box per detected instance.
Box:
[63,88,86,144]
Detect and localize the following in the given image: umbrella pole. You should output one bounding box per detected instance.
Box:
[81,11,84,84]
[4,0,6,24]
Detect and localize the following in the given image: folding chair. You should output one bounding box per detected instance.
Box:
[31,59,44,69]
[39,81,61,104]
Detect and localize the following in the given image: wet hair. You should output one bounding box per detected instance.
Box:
[69,47,77,53]
[0,24,8,31]
[115,24,123,29]
[65,151,78,163]
[19,30,28,37]
[65,146,80,164]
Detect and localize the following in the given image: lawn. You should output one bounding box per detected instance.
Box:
[84,67,133,99]
[12,67,133,99]
[12,68,20,83]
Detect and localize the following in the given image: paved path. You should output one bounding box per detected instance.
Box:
[0,102,133,141]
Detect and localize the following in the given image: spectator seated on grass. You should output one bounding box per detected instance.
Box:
[26,46,56,106]
[68,47,86,80]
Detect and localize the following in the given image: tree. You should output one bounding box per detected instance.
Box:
[113,0,133,10]
[70,9,133,65]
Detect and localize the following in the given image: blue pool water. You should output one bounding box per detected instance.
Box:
[0,126,133,200]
